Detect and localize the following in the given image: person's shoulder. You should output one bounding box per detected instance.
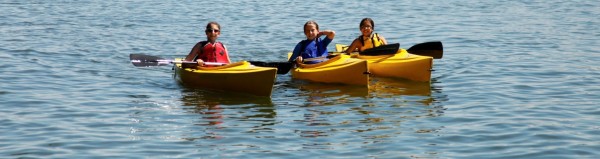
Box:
[297,39,309,45]
[195,41,209,46]
[350,37,361,43]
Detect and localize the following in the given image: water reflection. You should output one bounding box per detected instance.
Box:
[293,80,370,107]
[179,88,274,106]
[369,77,435,105]
[284,77,442,139]
[178,88,275,140]
[286,77,435,106]
[370,77,432,96]
[296,110,331,138]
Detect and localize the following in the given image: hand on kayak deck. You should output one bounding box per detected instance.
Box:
[181,59,204,68]
[196,59,205,66]
[295,56,303,65]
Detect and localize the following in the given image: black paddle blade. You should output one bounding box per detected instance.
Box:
[129,54,170,67]
[359,43,400,56]
[249,61,293,74]
[407,41,443,59]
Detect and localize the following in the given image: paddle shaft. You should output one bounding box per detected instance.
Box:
[131,59,226,66]
[130,54,293,74]
[171,60,226,66]
[129,54,228,67]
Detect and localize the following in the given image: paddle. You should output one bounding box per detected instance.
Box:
[335,41,443,59]
[249,54,340,74]
[249,44,399,72]
[359,43,400,56]
[406,41,443,59]
[248,61,292,74]
[130,54,293,74]
[129,54,226,67]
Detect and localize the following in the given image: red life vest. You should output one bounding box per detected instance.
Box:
[191,41,230,63]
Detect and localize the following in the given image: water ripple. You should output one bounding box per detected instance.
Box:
[1,0,599,158]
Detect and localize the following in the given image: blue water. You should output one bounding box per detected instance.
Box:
[1,0,599,158]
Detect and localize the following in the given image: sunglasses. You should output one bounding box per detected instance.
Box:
[360,26,373,30]
[205,29,220,33]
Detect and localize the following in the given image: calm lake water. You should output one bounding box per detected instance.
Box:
[1,0,599,158]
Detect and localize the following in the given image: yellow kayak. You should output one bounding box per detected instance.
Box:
[336,44,433,82]
[290,54,369,86]
[173,60,277,97]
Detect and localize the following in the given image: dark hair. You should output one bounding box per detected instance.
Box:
[205,21,221,31]
[304,20,319,30]
[360,18,374,29]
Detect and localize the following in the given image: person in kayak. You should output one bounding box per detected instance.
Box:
[184,21,231,67]
[289,20,336,64]
[344,18,388,54]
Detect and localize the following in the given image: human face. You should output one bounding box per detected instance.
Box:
[205,24,220,42]
[360,22,373,37]
[304,24,319,41]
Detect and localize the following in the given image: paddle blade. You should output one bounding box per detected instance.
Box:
[129,54,171,67]
[359,43,400,56]
[249,61,293,74]
[407,41,443,59]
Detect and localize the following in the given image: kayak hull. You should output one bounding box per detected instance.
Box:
[174,60,277,97]
[291,54,369,86]
[336,44,433,82]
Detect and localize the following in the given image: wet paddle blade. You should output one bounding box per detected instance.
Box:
[129,54,172,67]
[407,41,443,59]
[249,61,293,74]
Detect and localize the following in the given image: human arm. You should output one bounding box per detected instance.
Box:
[345,39,361,54]
[185,42,204,61]
[289,42,303,63]
[378,34,388,45]
[183,42,205,66]
[318,30,335,40]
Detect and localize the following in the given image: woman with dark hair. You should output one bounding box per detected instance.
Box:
[344,18,388,54]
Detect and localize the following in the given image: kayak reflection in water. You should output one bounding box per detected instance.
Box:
[289,20,336,64]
